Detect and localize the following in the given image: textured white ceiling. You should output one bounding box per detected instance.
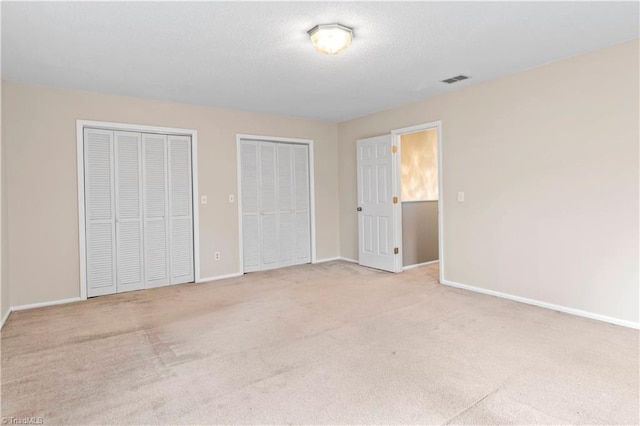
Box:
[2,2,638,122]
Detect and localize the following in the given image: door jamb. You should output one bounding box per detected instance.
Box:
[235,134,316,274]
[391,121,443,282]
[76,119,200,300]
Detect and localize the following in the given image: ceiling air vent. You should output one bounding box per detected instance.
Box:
[441,75,470,84]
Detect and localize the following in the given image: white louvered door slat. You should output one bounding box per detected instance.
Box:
[84,128,117,297]
[259,142,278,269]
[293,145,311,264]
[240,141,261,272]
[168,135,194,285]
[142,133,170,288]
[114,131,144,293]
[277,144,295,267]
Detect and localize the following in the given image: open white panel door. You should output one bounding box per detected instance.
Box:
[357,135,397,272]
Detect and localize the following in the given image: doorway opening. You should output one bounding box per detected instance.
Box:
[392,121,443,282]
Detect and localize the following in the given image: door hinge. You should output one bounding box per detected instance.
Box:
[391,145,397,154]
[394,247,399,254]
[393,196,398,204]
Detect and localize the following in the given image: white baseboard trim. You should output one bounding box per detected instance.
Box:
[441,279,639,330]
[314,257,360,264]
[1,308,11,329]
[197,272,243,284]
[403,260,439,271]
[313,257,341,264]
[11,297,83,312]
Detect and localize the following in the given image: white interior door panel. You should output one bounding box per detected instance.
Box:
[357,134,397,272]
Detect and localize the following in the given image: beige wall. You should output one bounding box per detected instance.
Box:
[2,82,339,306]
[1,79,9,324]
[338,40,639,324]
[2,40,638,326]
[402,201,438,266]
[400,129,438,201]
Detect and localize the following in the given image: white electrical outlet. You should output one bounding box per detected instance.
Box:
[214,252,221,261]
[229,194,235,203]
[201,195,208,205]
[457,192,465,203]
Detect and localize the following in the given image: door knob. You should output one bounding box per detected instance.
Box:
[357,207,362,212]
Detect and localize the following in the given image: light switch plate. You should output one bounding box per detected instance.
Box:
[201,195,208,205]
[229,194,235,203]
[457,192,465,202]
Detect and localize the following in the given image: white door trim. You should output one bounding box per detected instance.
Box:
[391,121,444,282]
[77,119,200,300]
[236,134,316,274]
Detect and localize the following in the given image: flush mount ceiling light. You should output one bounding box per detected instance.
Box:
[307,23,353,55]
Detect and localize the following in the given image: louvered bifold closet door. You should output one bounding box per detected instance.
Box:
[277,144,295,267]
[241,141,261,272]
[84,128,117,297]
[259,142,279,270]
[114,131,145,293]
[240,140,312,273]
[293,145,311,263]
[168,135,194,284]
[142,133,170,288]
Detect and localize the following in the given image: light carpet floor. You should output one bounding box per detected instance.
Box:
[1,261,638,425]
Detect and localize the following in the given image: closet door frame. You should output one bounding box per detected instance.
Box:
[236,134,316,274]
[77,120,200,300]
